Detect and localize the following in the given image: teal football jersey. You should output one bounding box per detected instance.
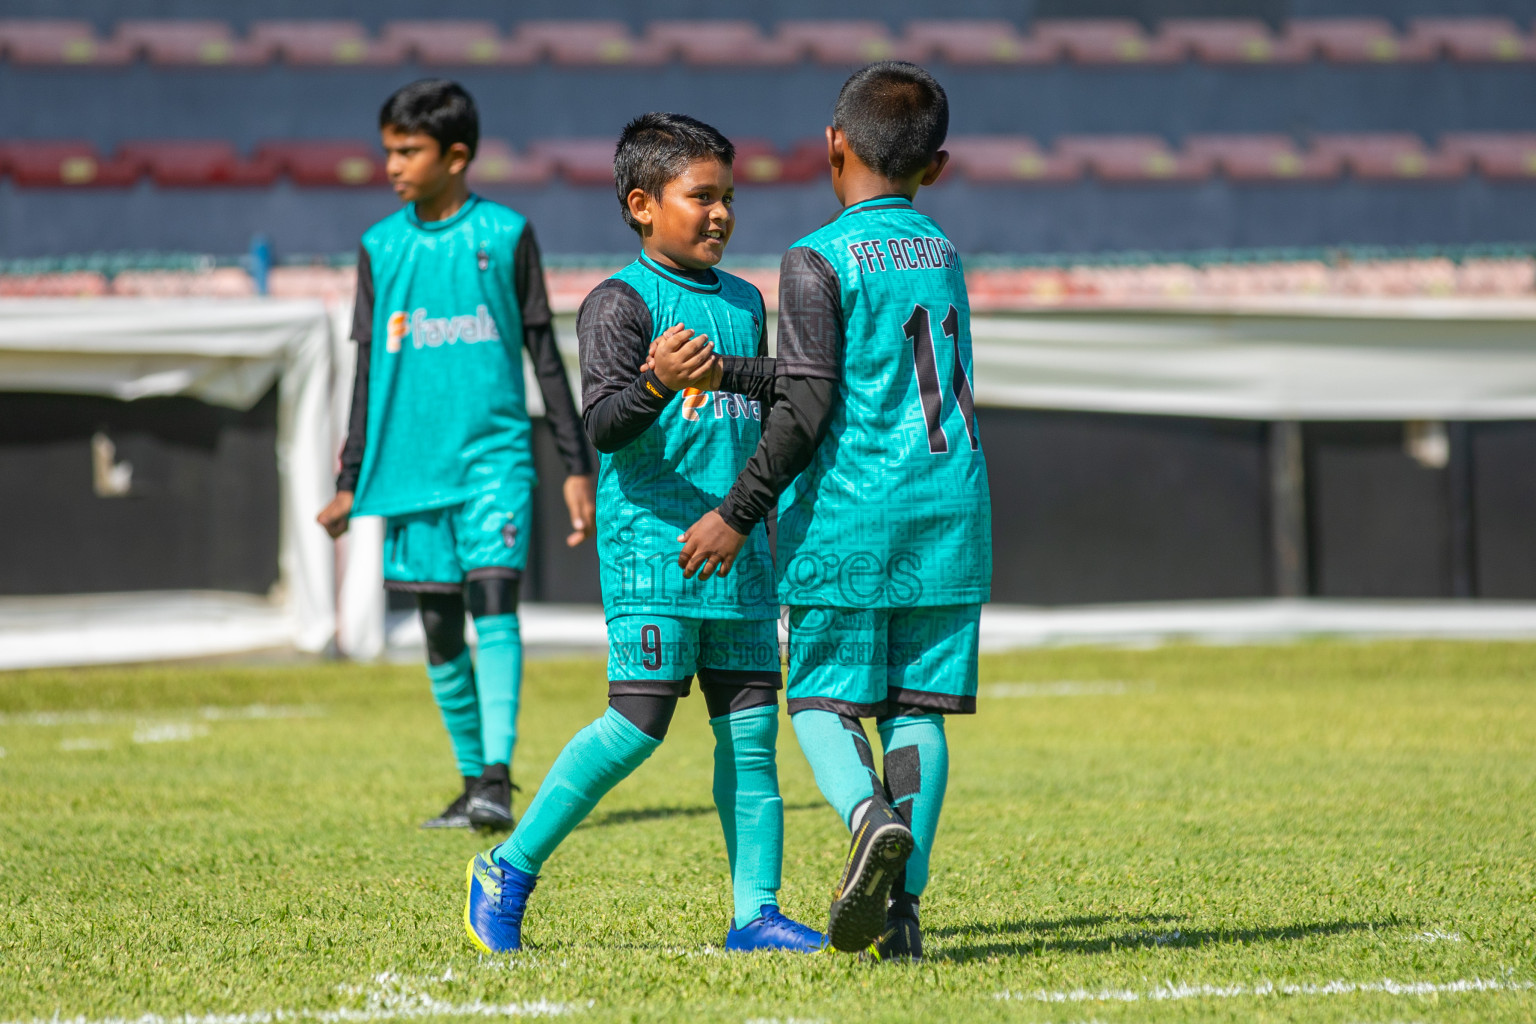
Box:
[777,196,993,607]
[588,256,776,620]
[352,196,531,518]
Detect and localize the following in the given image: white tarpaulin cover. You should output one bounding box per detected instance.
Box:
[970,297,1536,420]
[0,298,336,658]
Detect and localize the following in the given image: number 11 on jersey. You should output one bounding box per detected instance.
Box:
[903,302,979,456]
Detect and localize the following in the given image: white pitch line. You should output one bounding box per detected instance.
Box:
[983,680,1152,698]
[996,976,1534,1004]
[0,704,325,728]
[2,973,583,1024]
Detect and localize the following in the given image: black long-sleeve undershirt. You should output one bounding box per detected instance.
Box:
[715,245,845,533]
[335,224,592,492]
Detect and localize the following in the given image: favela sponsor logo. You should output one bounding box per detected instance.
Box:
[679,389,761,423]
[384,305,501,353]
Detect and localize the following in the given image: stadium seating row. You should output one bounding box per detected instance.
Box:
[3,135,1534,187]
[2,18,1536,67]
[5,257,1531,304]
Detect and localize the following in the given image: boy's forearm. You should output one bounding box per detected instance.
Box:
[582,372,676,454]
[717,374,837,532]
[524,322,594,476]
[719,355,776,402]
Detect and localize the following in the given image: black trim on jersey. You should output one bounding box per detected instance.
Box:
[609,676,696,698]
[786,696,887,719]
[463,566,524,582]
[838,194,916,219]
[884,687,975,716]
[786,692,971,718]
[384,579,463,594]
[637,252,722,294]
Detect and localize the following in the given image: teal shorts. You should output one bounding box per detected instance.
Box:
[607,614,782,696]
[785,604,981,717]
[383,486,534,592]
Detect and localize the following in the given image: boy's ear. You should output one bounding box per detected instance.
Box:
[626,187,654,229]
[919,150,950,187]
[444,141,472,176]
[825,126,846,172]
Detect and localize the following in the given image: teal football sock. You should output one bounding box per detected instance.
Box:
[493,707,660,875]
[711,704,784,928]
[426,649,482,778]
[473,614,522,768]
[790,709,882,829]
[877,713,949,898]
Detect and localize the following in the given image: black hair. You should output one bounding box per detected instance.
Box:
[613,112,735,235]
[833,61,949,181]
[379,79,479,160]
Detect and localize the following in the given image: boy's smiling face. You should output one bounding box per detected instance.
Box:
[628,156,735,270]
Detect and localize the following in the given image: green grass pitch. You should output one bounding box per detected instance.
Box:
[1,640,1533,1023]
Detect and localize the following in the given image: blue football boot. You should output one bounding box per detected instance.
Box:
[464,851,537,953]
[725,905,828,952]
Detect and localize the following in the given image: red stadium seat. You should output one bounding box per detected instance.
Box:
[1156,20,1305,64]
[1405,19,1530,61]
[381,21,535,66]
[729,139,824,184]
[1311,134,1467,180]
[773,21,913,65]
[112,20,270,66]
[1031,20,1182,64]
[116,141,277,187]
[1055,135,1212,181]
[466,139,554,187]
[1440,133,1536,179]
[901,21,1054,64]
[1184,135,1341,181]
[528,138,615,185]
[248,22,404,66]
[0,20,132,65]
[256,141,385,186]
[1281,19,1433,63]
[643,21,798,66]
[945,136,1082,183]
[514,22,666,66]
[0,141,139,186]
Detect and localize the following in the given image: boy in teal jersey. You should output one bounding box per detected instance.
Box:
[317,80,596,832]
[465,113,823,954]
[679,63,992,959]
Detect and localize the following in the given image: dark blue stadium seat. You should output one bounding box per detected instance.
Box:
[0,19,131,65]
[247,21,403,66]
[113,20,269,66]
[0,141,139,186]
[255,141,384,186]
